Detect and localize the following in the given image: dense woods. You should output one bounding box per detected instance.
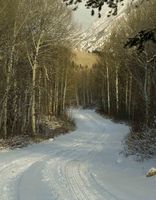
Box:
[0,0,155,158]
[0,1,156,198]
[72,1,156,156]
[0,0,75,139]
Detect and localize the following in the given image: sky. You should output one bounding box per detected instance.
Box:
[72,2,96,30]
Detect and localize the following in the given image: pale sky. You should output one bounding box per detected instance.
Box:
[72,2,96,30]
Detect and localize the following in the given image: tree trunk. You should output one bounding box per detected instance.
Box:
[128,75,132,119]
[144,64,151,127]
[106,65,110,115]
[31,32,43,135]
[63,67,68,112]
[125,75,129,113]
[115,65,119,114]
[3,43,15,138]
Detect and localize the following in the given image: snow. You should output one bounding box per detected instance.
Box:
[0,109,156,200]
[75,1,129,52]
[146,168,156,177]
[74,0,141,52]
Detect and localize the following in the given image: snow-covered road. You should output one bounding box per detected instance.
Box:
[0,109,156,200]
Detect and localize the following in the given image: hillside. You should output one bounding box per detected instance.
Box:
[75,0,136,52]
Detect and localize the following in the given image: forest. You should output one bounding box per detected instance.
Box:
[0,0,76,140]
[0,0,156,157]
[72,0,156,157]
[0,0,156,199]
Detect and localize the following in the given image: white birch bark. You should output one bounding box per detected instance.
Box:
[115,64,119,113]
[31,32,44,135]
[125,75,129,113]
[128,75,132,118]
[106,64,110,115]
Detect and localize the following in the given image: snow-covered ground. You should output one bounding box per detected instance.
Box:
[0,109,156,200]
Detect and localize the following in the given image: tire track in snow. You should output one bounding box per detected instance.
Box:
[15,157,52,200]
[42,135,105,200]
[64,161,93,200]
[43,158,98,200]
[41,112,109,200]
[65,151,94,199]
[89,172,124,200]
[0,109,136,200]
[0,156,45,200]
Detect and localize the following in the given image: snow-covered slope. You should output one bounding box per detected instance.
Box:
[77,14,122,51]
[75,0,135,52]
[0,109,156,200]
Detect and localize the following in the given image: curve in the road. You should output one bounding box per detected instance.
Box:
[0,109,155,200]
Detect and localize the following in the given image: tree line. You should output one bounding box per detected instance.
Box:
[0,0,75,139]
[0,0,155,143]
[73,0,156,133]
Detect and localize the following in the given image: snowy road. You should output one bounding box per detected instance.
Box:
[0,109,156,200]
